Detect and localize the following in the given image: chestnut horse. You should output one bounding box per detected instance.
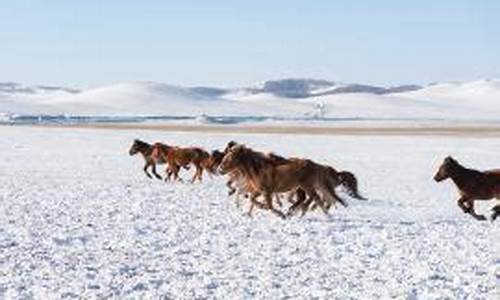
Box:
[129,139,169,180]
[152,145,213,183]
[434,156,500,221]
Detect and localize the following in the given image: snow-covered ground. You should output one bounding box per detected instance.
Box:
[0,126,499,299]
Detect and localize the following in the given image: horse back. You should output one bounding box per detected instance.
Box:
[485,169,500,177]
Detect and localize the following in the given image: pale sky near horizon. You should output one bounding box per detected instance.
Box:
[1,1,499,89]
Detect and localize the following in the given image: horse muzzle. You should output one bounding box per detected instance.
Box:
[433,174,445,182]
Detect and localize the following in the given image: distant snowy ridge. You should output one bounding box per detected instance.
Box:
[239,79,422,98]
[0,78,422,99]
[1,78,499,123]
[0,82,79,95]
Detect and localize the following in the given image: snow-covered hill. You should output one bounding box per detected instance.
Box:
[1,79,499,123]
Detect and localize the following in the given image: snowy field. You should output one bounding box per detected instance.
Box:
[0,126,499,299]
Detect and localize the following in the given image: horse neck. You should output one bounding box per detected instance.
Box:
[240,150,265,179]
[137,142,153,156]
[448,162,481,188]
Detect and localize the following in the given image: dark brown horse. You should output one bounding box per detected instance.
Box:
[434,156,500,221]
[287,165,366,217]
[129,139,167,180]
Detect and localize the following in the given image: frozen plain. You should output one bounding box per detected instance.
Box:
[0,126,498,299]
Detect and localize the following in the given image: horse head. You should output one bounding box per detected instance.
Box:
[219,145,245,175]
[129,139,142,156]
[434,156,457,182]
[223,140,239,154]
[207,150,225,173]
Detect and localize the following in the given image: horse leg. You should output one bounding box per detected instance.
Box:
[465,199,486,221]
[275,194,283,207]
[190,165,200,183]
[175,166,183,182]
[300,197,314,217]
[491,204,500,222]
[168,164,181,182]
[165,166,172,182]
[151,164,162,180]
[196,166,204,182]
[325,179,348,209]
[166,168,174,181]
[287,190,297,204]
[265,192,285,219]
[308,187,329,215]
[457,197,471,213]
[246,192,262,217]
[287,189,307,217]
[143,162,153,179]
[226,180,237,196]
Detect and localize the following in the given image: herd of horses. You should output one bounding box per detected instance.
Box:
[129,139,500,221]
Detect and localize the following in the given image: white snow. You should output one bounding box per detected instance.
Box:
[0,126,498,298]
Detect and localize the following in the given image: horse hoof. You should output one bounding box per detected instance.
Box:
[476,215,487,221]
[273,211,286,220]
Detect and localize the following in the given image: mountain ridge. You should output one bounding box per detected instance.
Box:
[1,78,499,122]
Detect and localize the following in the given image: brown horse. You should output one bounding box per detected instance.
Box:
[201,150,225,175]
[129,139,168,180]
[434,156,500,221]
[221,141,308,214]
[219,145,344,218]
[152,145,212,183]
[291,166,366,216]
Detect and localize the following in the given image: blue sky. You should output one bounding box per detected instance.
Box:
[1,1,499,88]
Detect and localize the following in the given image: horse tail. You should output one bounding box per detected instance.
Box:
[338,171,367,200]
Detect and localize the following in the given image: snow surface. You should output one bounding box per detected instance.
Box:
[0,126,498,299]
[1,79,500,124]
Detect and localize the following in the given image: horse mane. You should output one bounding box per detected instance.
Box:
[134,139,151,148]
[224,141,240,154]
[211,149,222,156]
[447,158,485,184]
[211,150,224,161]
[236,146,269,178]
[267,152,289,165]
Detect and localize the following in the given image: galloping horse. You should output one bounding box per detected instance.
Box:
[129,139,168,180]
[152,145,212,183]
[434,156,500,221]
[219,144,346,218]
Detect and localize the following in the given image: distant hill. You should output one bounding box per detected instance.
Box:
[1,78,499,122]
